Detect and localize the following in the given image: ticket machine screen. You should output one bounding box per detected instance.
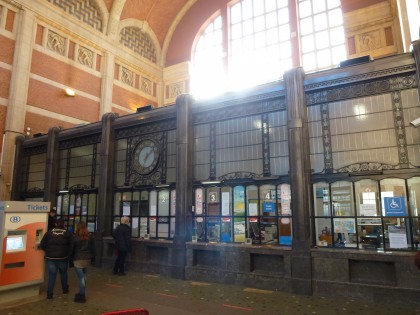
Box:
[6,232,26,252]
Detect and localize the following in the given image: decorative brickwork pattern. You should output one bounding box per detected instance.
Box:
[120,27,157,63]
[47,0,102,31]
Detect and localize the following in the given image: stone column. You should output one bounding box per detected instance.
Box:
[285,67,313,295]
[171,94,193,279]
[0,9,35,200]
[44,127,61,203]
[10,135,26,201]
[95,112,118,266]
[100,52,115,116]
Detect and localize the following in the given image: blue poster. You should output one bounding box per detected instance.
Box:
[384,197,406,216]
[263,202,275,213]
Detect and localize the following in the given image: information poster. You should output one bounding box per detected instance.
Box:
[388,225,408,248]
[333,218,356,233]
[360,204,376,216]
[123,202,131,216]
[248,202,258,216]
[222,192,230,216]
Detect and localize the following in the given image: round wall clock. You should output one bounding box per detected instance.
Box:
[133,139,160,175]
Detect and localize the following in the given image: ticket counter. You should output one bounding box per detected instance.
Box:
[0,201,49,304]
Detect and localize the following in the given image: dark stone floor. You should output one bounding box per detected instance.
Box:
[1,266,420,315]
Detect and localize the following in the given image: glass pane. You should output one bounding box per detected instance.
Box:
[333,218,356,248]
[313,0,326,14]
[221,218,232,242]
[278,7,289,23]
[315,30,329,49]
[149,217,157,238]
[88,193,96,216]
[231,186,244,216]
[355,179,379,216]
[195,217,205,241]
[234,218,246,242]
[140,217,148,238]
[170,190,176,216]
[158,190,170,216]
[383,217,408,249]
[195,188,204,215]
[221,186,232,216]
[278,217,292,245]
[131,217,139,237]
[328,8,343,27]
[170,217,176,238]
[260,184,276,216]
[300,17,313,35]
[139,191,149,216]
[248,217,260,243]
[358,217,383,250]
[207,187,220,216]
[380,178,407,217]
[331,181,354,216]
[301,34,315,53]
[408,177,420,216]
[279,183,291,215]
[149,190,157,216]
[315,218,332,247]
[247,185,259,215]
[299,0,312,18]
[207,217,220,242]
[314,13,327,31]
[313,182,331,216]
[260,217,277,244]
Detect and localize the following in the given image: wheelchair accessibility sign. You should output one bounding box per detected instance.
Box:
[384,197,406,216]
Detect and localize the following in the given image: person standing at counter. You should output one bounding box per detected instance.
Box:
[113,216,131,276]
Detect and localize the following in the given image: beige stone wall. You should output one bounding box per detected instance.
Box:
[344,1,403,59]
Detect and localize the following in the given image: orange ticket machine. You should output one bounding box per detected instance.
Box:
[0,201,50,304]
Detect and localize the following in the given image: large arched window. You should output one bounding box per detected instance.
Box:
[191,0,346,99]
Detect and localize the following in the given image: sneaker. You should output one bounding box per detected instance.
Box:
[63,286,69,294]
[47,293,53,299]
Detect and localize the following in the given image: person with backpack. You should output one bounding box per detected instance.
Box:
[40,218,73,299]
[70,221,95,303]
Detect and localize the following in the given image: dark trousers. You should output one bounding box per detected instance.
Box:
[113,250,127,274]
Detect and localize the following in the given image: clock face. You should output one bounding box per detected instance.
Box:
[133,139,160,175]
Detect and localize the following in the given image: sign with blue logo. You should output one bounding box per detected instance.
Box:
[384,197,406,216]
[263,202,275,213]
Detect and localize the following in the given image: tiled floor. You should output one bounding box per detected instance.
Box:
[1,266,420,315]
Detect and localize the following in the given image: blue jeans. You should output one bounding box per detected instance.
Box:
[46,259,69,295]
[74,267,87,295]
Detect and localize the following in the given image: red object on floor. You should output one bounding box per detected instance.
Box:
[101,309,150,315]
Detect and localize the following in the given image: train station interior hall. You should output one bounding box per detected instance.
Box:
[1,0,420,314]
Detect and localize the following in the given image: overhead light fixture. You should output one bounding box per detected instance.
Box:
[410,117,420,128]
[64,88,75,97]
[200,180,222,185]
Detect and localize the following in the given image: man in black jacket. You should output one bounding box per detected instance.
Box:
[40,218,73,299]
[113,216,131,276]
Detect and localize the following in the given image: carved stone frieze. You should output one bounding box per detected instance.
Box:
[141,77,152,94]
[78,46,94,68]
[121,67,134,86]
[47,31,66,55]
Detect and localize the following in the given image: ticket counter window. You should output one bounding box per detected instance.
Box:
[312,177,419,251]
[193,182,292,245]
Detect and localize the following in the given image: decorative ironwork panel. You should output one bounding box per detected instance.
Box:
[209,123,216,179]
[391,91,409,167]
[115,119,176,139]
[194,96,286,124]
[306,74,417,106]
[59,134,101,150]
[320,103,333,172]
[125,132,166,186]
[23,145,47,157]
[261,113,270,176]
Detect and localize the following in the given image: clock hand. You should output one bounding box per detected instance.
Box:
[143,147,153,163]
